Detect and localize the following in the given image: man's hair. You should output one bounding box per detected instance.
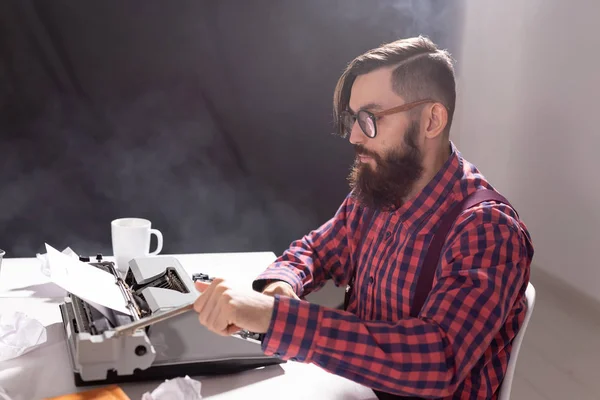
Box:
[333,35,456,136]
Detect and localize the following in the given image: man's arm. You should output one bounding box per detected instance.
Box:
[260,205,533,398]
[252,194,362,298]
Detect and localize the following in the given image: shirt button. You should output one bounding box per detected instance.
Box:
[369,276,374,284]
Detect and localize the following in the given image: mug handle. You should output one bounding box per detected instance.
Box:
[149,229,163,255]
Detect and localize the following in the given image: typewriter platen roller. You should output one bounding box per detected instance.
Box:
[59,255,284,387]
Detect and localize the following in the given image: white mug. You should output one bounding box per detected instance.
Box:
[111,218,163,273]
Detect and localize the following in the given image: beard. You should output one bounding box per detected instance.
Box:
[348,121,424,210]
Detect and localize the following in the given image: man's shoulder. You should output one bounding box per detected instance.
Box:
[440,196,534,273]
[447,183,534,260]
[450,158,530,242]
[456,196,523,233]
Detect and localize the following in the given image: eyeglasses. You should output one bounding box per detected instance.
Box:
[338,99,436,139]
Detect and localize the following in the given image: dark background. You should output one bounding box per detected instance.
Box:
[0,0,464,258]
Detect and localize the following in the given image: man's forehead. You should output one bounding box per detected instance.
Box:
[349,67,403,112]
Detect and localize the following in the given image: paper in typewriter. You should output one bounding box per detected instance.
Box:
[45,244,131,315]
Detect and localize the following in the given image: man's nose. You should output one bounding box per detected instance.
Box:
[348,120,365,145]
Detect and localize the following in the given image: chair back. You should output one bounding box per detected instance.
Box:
[498,282,536,400]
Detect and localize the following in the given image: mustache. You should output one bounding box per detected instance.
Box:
[354,145,378,159]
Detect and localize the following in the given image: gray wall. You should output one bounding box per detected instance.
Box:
[454,0,599,301]
[0,0,464,257]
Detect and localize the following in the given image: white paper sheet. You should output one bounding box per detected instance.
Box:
[44,244,131,315]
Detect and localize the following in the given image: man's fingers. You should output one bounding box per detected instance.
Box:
[225,324,242,335]
[193,289,207,314]
[208,295,236,334]
[192,278,247,337]
[194,281,210,292]
[193,280,217,314]
[195,277,225,293]
[194,278,234,332]
[203,288,227,328]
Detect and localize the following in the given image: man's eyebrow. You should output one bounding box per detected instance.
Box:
[348,102,382,114]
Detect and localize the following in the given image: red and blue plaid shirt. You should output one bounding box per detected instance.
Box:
[253,142,534,399]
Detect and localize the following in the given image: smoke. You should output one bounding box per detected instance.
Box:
[330,0,463,64]
[0,0,464,258]
[0,80,320,257]
[96,81,321,255]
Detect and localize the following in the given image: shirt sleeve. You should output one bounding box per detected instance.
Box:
[260,204,533,398]
[252,194,362,297]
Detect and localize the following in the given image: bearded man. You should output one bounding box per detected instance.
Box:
[192,36,534,399]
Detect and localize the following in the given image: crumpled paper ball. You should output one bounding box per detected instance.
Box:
[142,376,202,400]
[0,311,47,362]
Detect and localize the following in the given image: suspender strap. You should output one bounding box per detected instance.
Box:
[409,189,512,318]
[354,190,514,400]
[344,190,512,315]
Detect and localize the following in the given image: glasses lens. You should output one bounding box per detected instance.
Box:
[357,111,376,137]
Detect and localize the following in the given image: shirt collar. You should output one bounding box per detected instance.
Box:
[393,141,464,233]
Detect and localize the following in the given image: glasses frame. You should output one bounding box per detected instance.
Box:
[339,99,436,139]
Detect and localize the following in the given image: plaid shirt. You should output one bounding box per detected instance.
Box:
[253,142,534,399]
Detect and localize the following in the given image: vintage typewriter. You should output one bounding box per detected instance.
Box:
[59,254,285,387]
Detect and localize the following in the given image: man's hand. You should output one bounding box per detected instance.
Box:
[262,281,300,300]
[193,278,275,336]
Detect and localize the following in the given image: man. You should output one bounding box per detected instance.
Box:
[193,36,534,399]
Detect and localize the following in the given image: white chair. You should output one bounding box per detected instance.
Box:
[498,282,536,400]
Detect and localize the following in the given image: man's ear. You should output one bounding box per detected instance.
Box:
[422,103,448,139]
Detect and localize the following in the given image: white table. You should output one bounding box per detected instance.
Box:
[0,252,377,400]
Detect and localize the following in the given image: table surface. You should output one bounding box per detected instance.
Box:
[0,252,376,400]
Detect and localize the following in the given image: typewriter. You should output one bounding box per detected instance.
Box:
[58,254,285,387]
